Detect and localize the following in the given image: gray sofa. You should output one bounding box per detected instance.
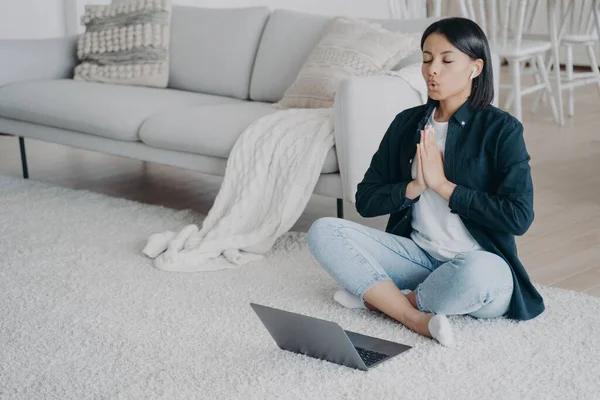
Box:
[0,6,498,217]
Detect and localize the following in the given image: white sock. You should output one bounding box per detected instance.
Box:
[333,289,367,309]
[143,231,176,259]
[428,314,455,347]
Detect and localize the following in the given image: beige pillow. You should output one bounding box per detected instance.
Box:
[278,17,421,109]
[74,0,172,88]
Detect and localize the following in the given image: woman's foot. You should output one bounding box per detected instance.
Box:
[364,304,455,347]
[334,289,367,309]
[405,311,455,347]
[428,314,455,347]
[335,289,455,347]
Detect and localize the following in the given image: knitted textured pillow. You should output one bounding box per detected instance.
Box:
[277,17,421,109]
[74,0,172,88]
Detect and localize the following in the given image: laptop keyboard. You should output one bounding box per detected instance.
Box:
[355,347,390,367]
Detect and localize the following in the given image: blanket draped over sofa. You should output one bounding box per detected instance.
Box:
[144,107,334,271]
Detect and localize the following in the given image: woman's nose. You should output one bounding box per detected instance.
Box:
[427,62,440,76]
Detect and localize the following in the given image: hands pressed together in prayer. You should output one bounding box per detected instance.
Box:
[406,124,456,201]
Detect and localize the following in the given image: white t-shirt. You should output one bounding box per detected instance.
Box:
[410,109,483,261]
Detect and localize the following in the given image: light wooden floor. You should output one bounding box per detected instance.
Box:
[1,70,599,298]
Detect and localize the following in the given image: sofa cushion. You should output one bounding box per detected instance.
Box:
[0,79,240,141]
[249,10,330,104]
[167,6,270,99]
[249,10,440,103]
[138,102,340,174]
[75,0,173,88]
[277,17,420,109]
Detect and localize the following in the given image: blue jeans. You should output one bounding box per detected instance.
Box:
[307,217,513,319]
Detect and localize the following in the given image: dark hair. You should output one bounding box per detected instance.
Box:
[421,17,494,110]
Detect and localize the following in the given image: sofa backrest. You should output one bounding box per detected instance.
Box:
[168,6,270,100]
[248,10,329,104]
[249,9,441,104]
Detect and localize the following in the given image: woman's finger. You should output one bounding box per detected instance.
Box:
[427,127,438,154]
[427,125,435,147]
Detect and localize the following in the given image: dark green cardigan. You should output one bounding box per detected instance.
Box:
[355,100,544,321]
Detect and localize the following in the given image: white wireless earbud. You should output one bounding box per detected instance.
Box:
[470,67,478,80]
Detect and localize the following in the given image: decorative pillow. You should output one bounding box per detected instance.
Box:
[74,0,172,88]
[277,17,421,109]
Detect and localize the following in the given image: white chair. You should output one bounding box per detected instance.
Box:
[459,0,560,123]
[388,0,428,19]
[532,0,600,117]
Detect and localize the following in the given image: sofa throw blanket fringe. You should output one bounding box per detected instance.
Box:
[141,64,427,272]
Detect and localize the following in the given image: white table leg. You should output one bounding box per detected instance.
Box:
[548,0,565,126]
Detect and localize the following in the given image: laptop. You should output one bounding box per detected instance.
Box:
[250,303,412,371]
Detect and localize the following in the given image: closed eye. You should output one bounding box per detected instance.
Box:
[423,60,454,64]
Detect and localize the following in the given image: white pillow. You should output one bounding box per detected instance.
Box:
[74,0,172,88]
[278,17,421,109]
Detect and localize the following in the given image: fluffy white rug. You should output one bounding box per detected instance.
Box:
[1,175,599,399]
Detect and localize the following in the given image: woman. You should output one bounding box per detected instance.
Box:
[307,17,545,347]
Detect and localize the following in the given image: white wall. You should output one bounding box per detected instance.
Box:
[0,0,66,39]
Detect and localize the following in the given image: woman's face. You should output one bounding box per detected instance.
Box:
[421,33,482,101]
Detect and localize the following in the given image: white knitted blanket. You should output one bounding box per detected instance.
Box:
[143,108,335,272]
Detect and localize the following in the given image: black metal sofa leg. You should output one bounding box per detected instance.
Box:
[337,198,344,219]
[19,137,29,179]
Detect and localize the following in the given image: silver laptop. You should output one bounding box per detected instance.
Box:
[250,303,412,371]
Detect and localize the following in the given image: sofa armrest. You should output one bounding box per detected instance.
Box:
[0,36,79,88]
[333,75,423,204]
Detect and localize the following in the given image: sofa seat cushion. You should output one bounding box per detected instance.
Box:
[0,79,241,141]
[139,102,340,174]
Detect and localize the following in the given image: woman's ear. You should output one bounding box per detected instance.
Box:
[469,67,478,80]
[470,60,484,79]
